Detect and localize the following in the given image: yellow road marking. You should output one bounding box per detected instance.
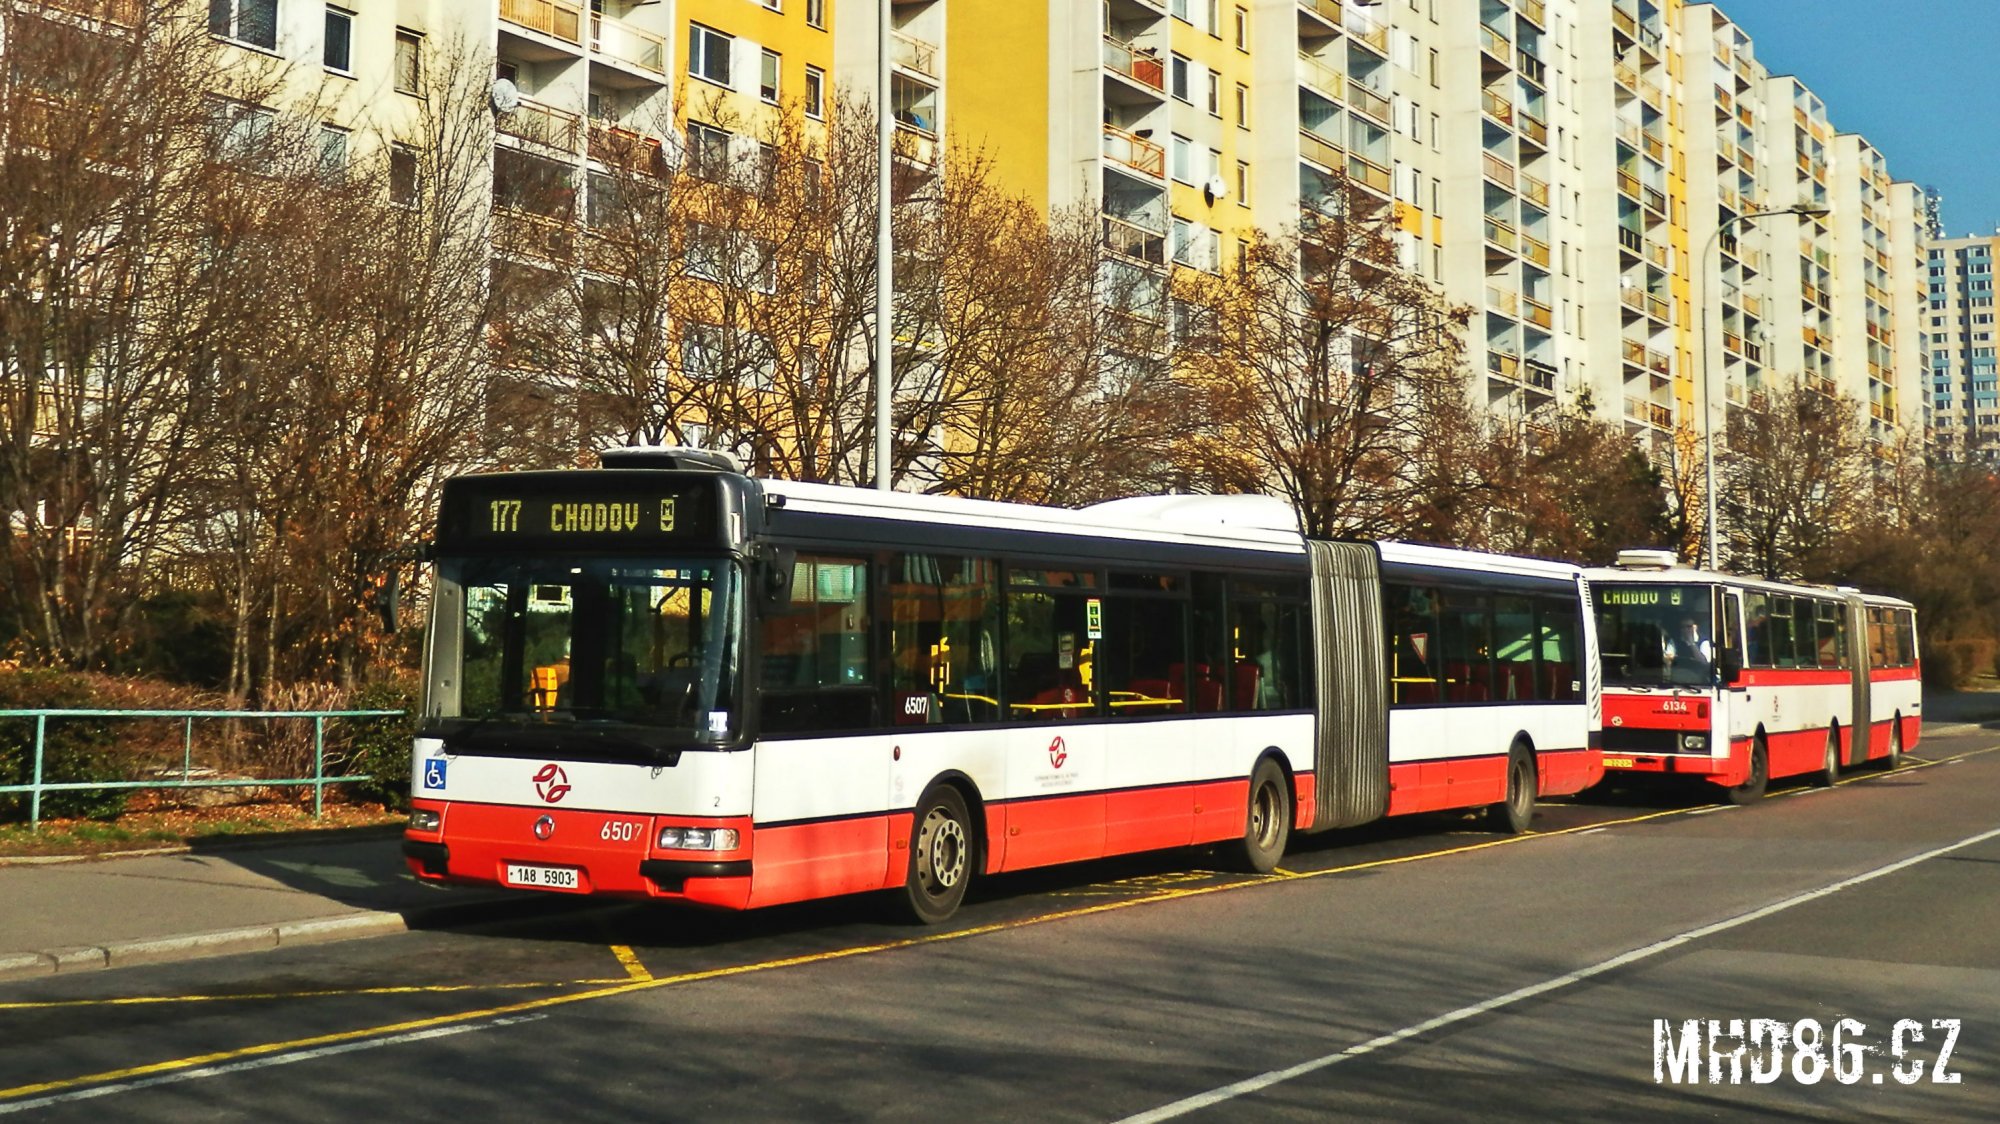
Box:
[609,945,653,983]
[0,981,574,1012]
[4,739,1995,1104]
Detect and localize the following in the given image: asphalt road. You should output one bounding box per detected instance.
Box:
[2,725,1997,1121]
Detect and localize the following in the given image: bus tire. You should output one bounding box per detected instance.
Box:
[1231,758,1292,874]
[901,784,974,925]
[1723,736,1768,805]
[1816,725,1841,787]
[1883,717,1903,770]
[1488,743,1536,834]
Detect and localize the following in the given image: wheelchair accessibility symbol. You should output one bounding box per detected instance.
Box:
[422,758,448,790]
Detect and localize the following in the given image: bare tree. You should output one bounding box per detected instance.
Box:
[1718,378,1869,580]
[1479,400,1673,562]
[1169,185,1476,539]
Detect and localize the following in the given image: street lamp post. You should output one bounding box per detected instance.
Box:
[874,0,893,491]
[1698,202,1828,568]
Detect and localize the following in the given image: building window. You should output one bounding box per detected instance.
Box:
[804,65,825,119]
[389,144,419,207]
[211,99,276,164]
[1235,83,1248,128]
[324,6,353,73]
[691,23,732,86]
[318,124,348,178]
[687,121,731,181]
[1234,6,1248,50]
[806,0,825,29]
[394,29,422,95]
[211,0,278,50]
[1171,0,1189,21]
[1236,160,1249,206]
[1206,0,1221,36]
[1206,70,1220,116]
[1170,134,1191,183]
[760,49,780,103]
[1170,54,1189,101]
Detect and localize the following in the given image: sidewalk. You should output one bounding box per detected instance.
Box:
[0,827,580,982]
[5,687,2000,984]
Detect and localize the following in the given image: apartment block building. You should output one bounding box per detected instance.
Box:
[191,0,1925,458]
[1925,234,2000,457]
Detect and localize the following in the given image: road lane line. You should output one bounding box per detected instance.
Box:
[610,945,653,982]
[0,1016,546,1116]
[6,741,1995,1108]
[1113,822,2000,1124]
[0,981,574,1012]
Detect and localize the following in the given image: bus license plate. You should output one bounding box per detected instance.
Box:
[1603,757,1635,769]
[505,863,580,890]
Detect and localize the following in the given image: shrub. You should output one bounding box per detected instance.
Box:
[0,669,133,821]
[1923,639,1996,692]
[333,678,418,811]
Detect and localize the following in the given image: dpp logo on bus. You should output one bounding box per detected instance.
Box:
[533,763,572,804]
[1048,736,1068,769]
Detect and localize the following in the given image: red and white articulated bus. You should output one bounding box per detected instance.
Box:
[402,449,1602,922]
[1588,550,1921,803]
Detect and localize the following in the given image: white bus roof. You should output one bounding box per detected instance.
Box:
[1586,563,1914,609]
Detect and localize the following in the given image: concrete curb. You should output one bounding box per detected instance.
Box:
[0,895,591,983]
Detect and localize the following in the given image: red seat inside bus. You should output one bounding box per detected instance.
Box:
[1169,663,1225,712]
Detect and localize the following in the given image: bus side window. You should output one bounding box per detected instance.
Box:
[1537,595,1579,700]
[1766,595,1795,668]
[1100,574,1189,717]
[889,554,1001,727]
[1385,583,1439,706]
[760,556,874,734]
[1492,595,1536,702]
[1817,600,1844,669]
[1896,610,1917,668]
[1791,597,1817,670]
[1744,591,1771,667]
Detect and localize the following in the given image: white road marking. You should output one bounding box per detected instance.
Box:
[1115,824,2000,1123]
[0,1016,545,1116]
[1573,828,1606,837]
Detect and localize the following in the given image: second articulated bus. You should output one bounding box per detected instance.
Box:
[1589,550,1920,803]
[404,449,1603,921]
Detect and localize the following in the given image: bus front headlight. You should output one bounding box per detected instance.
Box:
[1680,734,1709,752]
[657,826,740,851]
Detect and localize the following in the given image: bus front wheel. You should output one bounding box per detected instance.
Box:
[1815,726,1841,787]
[901,784,974,925]
[1487,743,1536,834]
[1884,718,1904,770]
[1723,736,1768,805]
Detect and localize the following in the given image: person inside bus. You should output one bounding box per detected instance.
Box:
[1665,616,1711,679]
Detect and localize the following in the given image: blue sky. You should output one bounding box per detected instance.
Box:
[1708,0,2000,237]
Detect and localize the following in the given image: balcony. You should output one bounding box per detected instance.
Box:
[891,30,940,78]
[1484,217,1518,252]
[1517,0,1547,27]
[495,207,578,265]
[1482,151,1515,188]
[1612,7,1637,38]
[590,12,667,76]
[1723,331,1744,357]
[1614,60,1638,92]
[1488,286,1521,318]
[1625,396,1672,430]
[1616,169,1641,202]
[1348,82,1391,124]
[1480,24,1511,62]
[1518,111,1547,146]
[1488,350,1522,380]
[502,0,584,46]
[1298,52,1343,101]
[1106,37,1166,92]
[1482,88,1514,126]
[1346,11,1389,54]
[1521,234,1550,267]
[588,121,663,174]
[1298,0,1342,30]
[1299,128,1343,170]
[1517,50,1546,86]
[1520,172,1552,209]
[1522,296,1552,329]
[1102,214,1166,266]
[1641,184,1666,216]
[1618,227,1642,254]
[1642,131,1666,163]
[1102,124,1164,179]
[1348,153,1391,193]
[1523,358,1556,390]
[48,0,142,23]
[497,97,583,153]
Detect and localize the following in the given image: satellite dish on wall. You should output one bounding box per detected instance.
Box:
[489,78,521,115]
[1204,174,1229,205]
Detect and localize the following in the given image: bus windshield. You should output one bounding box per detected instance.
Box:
[1596,583,1716,688]
[429,558,742,757]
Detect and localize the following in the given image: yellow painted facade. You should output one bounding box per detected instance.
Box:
[946,2,1048,208]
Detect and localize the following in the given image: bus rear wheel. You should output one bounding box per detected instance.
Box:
[901,784,973,925]
[1723,736,1768,805]
[1231,758,1291,874]
[1488,743,1536,834]
[1815,726,1841,787]
[1883,718,1904,770]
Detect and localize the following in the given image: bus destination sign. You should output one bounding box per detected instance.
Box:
[442,475,718,549]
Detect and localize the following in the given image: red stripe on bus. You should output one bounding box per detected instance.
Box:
[1736,668,1857,687]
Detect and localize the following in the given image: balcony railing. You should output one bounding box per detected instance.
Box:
[501,0,583,46]
[1523,358,1556,390]
[1625,396,1673,430]
[498,97,583,153]
[1484,217,1518,251]
[1614,61,1638,91]
[1483,151,1515,188]
[1521,234,1550,267]
[1348,153,1391,192]
[1106,38,1167,91]
[592,12,667,75]
[1297,53,1343,101]
[1488,350,1522,379]
[1488,286,1520,317]
[1621,338,1648,369]
[1616,169,1641,201]
[1523,296,1552,329]
[1642,131,1666,162]
[588,121,663,174]
[1299,128,1343,169]
[495,207,578,264]
[1346,12,1388,53]
[1612,7,1637,38]
[1102,214,1166,265]
[1723,331,1744,356]
[1482,88,1514,125]
[1480,24,1511,60]
[1642,184,1666,215]
[1102,124,1165,178]
[1517,111,1547,145]
[1298,0,1342,26]
[1618,227,1642,254]
[1348,82,1391,124]
[1517,0,1547,27]
[893,31,939,78]
[1616,119,1641,149]
[1517,50,1546,86]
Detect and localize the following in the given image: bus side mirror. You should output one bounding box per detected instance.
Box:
[382,569,402,634]
[1718,650,1743,685]
[761,547,797,608]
